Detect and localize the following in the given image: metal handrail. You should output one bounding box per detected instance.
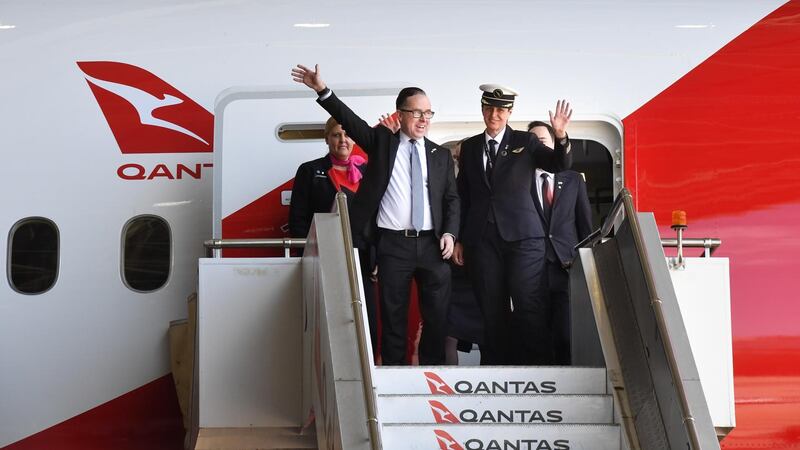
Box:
[334,192,381,450]
[203,238,306,258]
[661,238,721,257]
[575,191,626,249]
[611,189,703,449]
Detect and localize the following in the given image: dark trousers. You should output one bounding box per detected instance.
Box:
[377,231,451,365]
[467,222,552,365]
[545,259,570,365]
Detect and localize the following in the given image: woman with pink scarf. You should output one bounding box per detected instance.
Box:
[289,117,377,355]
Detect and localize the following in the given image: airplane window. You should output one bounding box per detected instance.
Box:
[122,215,171,292]
[277,123,325,141]
[8,217,59,294]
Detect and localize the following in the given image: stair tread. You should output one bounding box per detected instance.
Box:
[383,423,619,428]
[195,427,316,450]
[376,365,606,370]
[381,423,620,450]
[378,393,611,398]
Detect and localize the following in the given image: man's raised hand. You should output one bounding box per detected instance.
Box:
[548,99,573,138]
[291,64,326,92]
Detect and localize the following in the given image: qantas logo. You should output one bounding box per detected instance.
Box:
[434,430,465,450]
[429,400,460,424]
[77,61,213,154]
[433,430,570,450]
[424,371,455,394]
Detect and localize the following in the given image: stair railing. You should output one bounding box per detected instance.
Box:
[577,188,717,449]
[335,192,382,450]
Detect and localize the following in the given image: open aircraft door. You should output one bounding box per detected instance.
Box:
[212,86,403,241]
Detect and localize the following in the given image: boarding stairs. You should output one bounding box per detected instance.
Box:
[375,366,619,450]
[186,190,732,450]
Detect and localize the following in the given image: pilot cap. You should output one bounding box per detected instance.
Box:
[480,84,518,108]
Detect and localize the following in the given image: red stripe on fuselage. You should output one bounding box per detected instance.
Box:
[3,375,183,450]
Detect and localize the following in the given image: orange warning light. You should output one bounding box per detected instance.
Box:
[672,210,687,228]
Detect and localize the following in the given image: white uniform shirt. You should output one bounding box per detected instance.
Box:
[377,132,433,231]
[482,128,507,170]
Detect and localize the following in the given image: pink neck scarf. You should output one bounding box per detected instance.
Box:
[330,154,366,184]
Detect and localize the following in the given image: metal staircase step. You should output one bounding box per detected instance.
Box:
[378,394,613,425]
[374,366,607,396]
[381,423,620,450]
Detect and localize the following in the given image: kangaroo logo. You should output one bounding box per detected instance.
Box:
[78,61,213,154]
[428,400,460,424]
[434,429,465,450]
[424,371,455,395]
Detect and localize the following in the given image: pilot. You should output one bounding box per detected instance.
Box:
[453,85,573,365]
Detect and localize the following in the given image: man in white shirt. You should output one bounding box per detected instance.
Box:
[291,64,459,365]
[529,121,593,364]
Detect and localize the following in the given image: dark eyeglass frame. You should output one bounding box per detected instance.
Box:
[399,109,435,119]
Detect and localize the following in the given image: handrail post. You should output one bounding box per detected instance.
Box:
[334,192,382,450]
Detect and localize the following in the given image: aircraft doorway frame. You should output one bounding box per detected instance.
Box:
[432,118,623,230]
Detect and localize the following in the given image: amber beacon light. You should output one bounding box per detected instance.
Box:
[670,210,688,269]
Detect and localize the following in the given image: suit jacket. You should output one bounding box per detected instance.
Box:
[288,155,365,238]
[317,92,459,242]
[457,126,572,244]
[533,170,593,266]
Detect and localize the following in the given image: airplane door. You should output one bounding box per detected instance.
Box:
[211,87,401,245]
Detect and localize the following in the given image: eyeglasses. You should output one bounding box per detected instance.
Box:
[399,109,435,119]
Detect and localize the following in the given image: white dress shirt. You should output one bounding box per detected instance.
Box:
[482,128,507,170]
[377,132,433,231]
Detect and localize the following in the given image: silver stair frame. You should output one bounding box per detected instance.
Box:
[570,189,720,450]
[299,194,380,450]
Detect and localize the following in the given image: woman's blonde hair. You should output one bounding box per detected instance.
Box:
[324,117,340,137]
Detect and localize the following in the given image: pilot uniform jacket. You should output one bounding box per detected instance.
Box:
[288,155,365,239]
[533,170,593,266]
[317,92,460,242]
[457,126,571,244]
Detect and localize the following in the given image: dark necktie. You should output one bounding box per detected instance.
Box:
[486,139,498,179]
[410,139,424,231]
[541,173,553,221]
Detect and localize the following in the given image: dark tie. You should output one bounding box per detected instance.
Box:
[541,173,553,221]
[486,139,498,179]
[410,139,424,231]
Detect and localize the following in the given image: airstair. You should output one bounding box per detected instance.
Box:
[181,188,733,450]
[178,87,733,450]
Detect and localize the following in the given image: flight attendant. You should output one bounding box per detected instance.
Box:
[289,117,378,353]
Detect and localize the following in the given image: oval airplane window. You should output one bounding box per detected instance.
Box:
[8,217,59,294]
[122,215,171,292]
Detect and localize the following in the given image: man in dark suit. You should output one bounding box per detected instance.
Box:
[291,64,460,365]
[452,85,573,365]
[528,121,593,365]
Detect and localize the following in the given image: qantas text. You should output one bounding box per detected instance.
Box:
[453,380,557,394]
[464,438,570,450]
[460,409,562,423]
[117,163,213,180]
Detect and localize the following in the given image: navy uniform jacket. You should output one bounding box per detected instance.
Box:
[288,155,365,239]
[457,126,571,244]
[533,170,593,266]
[317,92,460,243]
